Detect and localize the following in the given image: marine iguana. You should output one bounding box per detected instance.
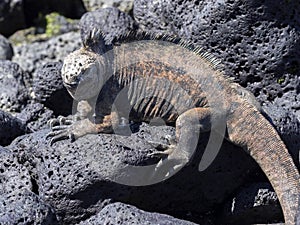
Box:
[47,30,300,224]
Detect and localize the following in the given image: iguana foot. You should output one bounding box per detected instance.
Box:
[46,118,99,146]
[46,128,76,145]
[147,137,189,179]
[147,135,177,156]
[151,145,190,179]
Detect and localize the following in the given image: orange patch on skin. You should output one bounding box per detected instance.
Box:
[95,115,112,133]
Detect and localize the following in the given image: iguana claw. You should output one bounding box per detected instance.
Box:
[46,118,100,146]
[164,164,184,178]
[48,115,73,128]
[46,115,76,146]
[148,144,175,157]
[46,128,75,146]
[146,137,186,178]
[147,135,177,157]
[150,144,189,179]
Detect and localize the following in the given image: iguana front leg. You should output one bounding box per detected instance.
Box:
[47,114,114,145]
[47,100,116,145]
[151,107,212,178]
[48,100,93,128]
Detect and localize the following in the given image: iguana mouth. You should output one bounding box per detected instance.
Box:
[63,82,78,89]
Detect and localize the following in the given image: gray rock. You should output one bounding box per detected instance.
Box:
[77,202,199,225]
[0,34,13,60]
[80,7,138,45]
[16,102,54,132]
[9,123,257,224]
[44,12,79,37]
[262,96,300,163]
[249,73,300,117]
[31,62,73,116]
[133,0,300,165]
[0,60,29,113]
[0,110,26,146]
[134,0,172,35]
[0,0,85,37]
[82,0,134,13]
[0,147,58,224]
[222,183,282,224]
[32,62,63,102]
[0,0,26,37]
[12,31,81,75]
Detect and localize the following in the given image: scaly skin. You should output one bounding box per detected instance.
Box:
[47,31,300,224]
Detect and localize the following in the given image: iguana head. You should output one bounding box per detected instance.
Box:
[61,48,105,101]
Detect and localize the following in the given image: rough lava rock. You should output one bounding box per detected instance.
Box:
[222,183,282,224]
[262,98,300,164]
[31,62,73,116]
[133,0,300,165]
[8,123,262,224]
[0,60,29,113]
[0,146,58,224]
[80,7,138,45]
[16,102,54,132]
[44,12,79,37]
[12,31,81,75]
[82,0,134,13]
[77,202,200,225]
[0,110,26,147]
[0,34,13,60]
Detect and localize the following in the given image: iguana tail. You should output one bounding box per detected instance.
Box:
[226,102,300,225]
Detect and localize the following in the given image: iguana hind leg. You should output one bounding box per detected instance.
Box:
[151,107,212,179]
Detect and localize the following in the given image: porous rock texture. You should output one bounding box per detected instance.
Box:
[13,31,81,75]
[0,60,29,113]
[82,0,134,13]
[31,62,73,116]
[0,146,58,224]
[8,123,258,224]
[16,102,54,132]
[222,183,281,224]
[262,99,300,163]
[0,110,26,146]
[134,0,300,156]
[0,34,13,60]
[44,13,79,37]
[77,202,199,225]
[80,7,138,45]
